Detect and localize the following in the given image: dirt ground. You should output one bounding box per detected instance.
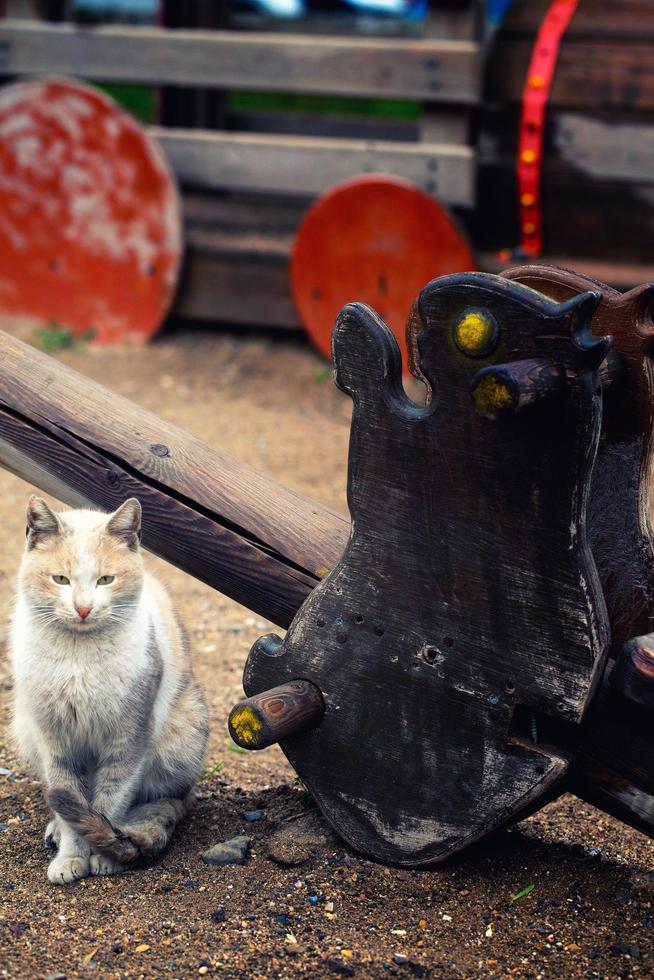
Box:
[0,322,653,979]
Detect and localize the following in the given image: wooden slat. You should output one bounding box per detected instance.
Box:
[155,128,475,206]
[172,218,654,328]
[480,109,654,186]
[503,0,654,41]
[489,39,654,111]
[0,19,480,103]
[476,163,654,263]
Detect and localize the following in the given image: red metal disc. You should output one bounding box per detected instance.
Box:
[291,175,475,368]
[0,78,182,343]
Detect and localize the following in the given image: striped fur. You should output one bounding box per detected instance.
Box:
[10,497,208,884]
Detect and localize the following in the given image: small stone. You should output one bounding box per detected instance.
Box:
[0,768,12,776]
[46,974,66,980]
[485,924,493,938]
[211,907,226,923]
[309,895,319,905]
[325,901,334,912]
[243,810,262,823]
[394,954,408,965]
[202,836,250,866]
[199,968,209,975]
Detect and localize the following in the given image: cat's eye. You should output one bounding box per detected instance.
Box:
[97,575,115,586]
[52,575,69,585]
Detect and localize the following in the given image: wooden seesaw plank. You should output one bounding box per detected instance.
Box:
[0,330,350,628]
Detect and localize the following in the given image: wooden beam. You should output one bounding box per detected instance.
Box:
[0,330,350,628]
[155,128,475,206]
[0,19,480,103]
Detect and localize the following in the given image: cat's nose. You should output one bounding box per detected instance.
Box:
[75,605,91,621]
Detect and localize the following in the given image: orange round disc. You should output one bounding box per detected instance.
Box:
[0,78,182,343]
[291,175,475,369]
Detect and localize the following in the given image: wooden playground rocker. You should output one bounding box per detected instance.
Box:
[1,264,653,866]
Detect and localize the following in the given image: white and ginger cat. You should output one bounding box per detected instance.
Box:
[10,496,208,884]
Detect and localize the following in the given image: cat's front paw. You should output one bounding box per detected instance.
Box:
[44,818,61,850]
[47,855,90,884]
[90,853,125,877]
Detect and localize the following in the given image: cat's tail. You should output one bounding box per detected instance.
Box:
[47,789,190,863]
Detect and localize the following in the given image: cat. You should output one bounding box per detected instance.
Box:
[9,495,208,884]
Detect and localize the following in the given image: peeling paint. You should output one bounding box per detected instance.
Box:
[0,78,182,342]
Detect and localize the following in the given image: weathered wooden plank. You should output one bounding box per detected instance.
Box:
[155,129,475,206]
[0,19,480,102]
[476,164,654,263]
[0,330,350,625]
[503,0,654,41]
[481,108,654,185]
[175,234,300,328]
[488,39,654,111]
[171,191,654,327]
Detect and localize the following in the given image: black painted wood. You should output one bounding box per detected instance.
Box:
[502,265,654,836]
[242,272,611,865]
[503,266,654,649]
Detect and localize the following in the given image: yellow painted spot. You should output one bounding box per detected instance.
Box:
[315,565,330,578]
[530,74,545,89]
[454,311,497,357]
[230,705,263,747]
[521,149,537,164]
[472,374,514,418]
[520,192,535,207]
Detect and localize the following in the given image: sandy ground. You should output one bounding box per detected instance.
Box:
[0,323,653,979]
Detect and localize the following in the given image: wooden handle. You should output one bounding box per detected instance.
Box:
[228,679,325,750]
[470,351,624,421]
[470,357,564,420]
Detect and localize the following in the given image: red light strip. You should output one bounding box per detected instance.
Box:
[517,0,581,257]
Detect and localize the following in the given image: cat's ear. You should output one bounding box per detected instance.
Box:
[106,498,142,550]
[26,495,61,550]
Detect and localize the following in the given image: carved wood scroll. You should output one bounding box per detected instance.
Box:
[241,272,611,865]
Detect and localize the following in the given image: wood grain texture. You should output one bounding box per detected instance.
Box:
[487,20,654,112]
[501,266,654,841]
[0,19,480,102]
[501,0,654,41]
[154,129,475,207]
[242,273,610,865]
[0,330,350,627]
[172,192,654,329]
[503,266,654,648]
[229,671,325,750]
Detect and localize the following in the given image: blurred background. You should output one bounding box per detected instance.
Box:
[0,0,650,355]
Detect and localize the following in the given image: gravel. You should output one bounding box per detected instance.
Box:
[0,320,652,977]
